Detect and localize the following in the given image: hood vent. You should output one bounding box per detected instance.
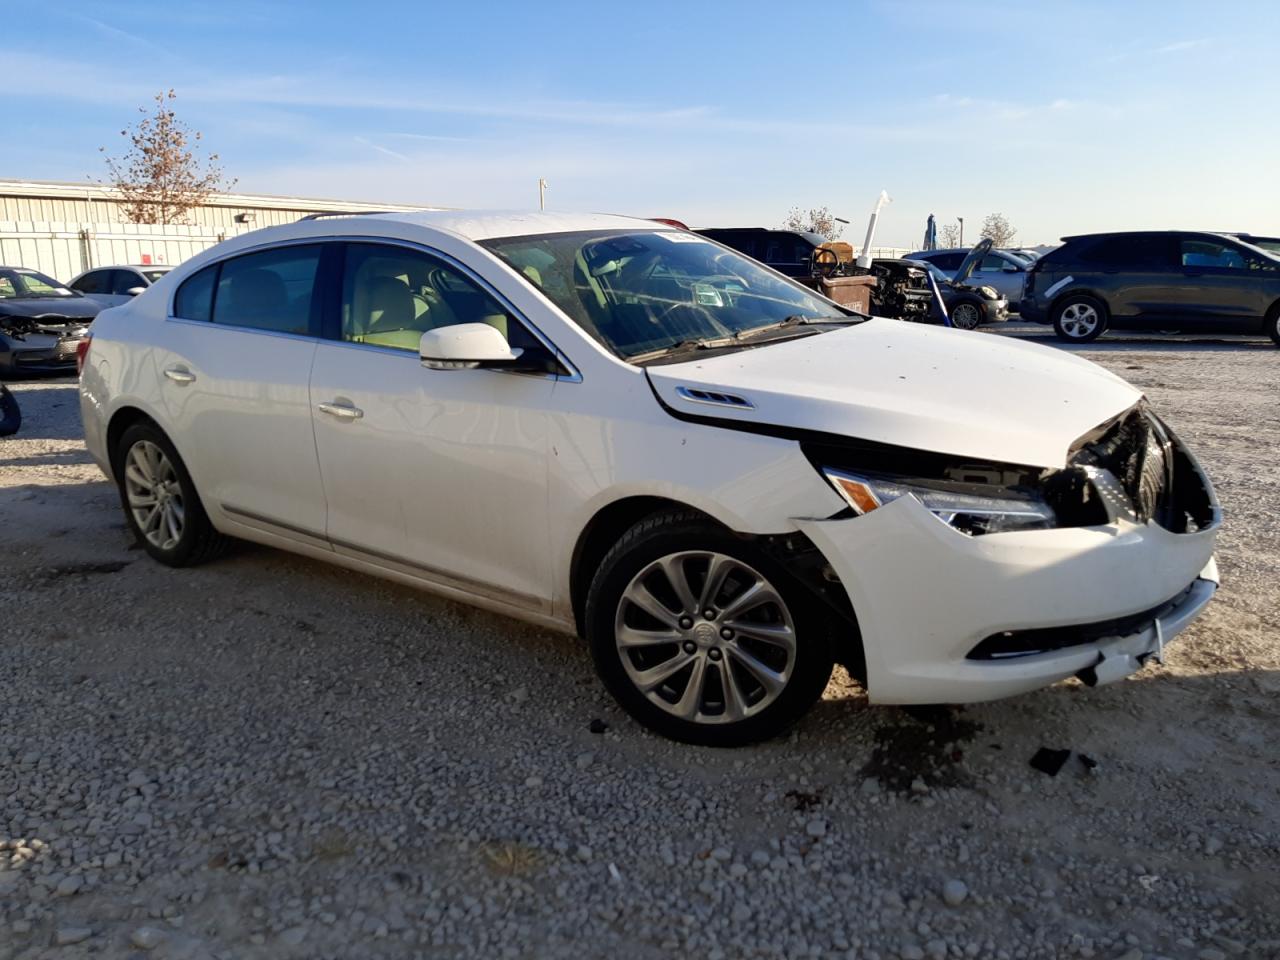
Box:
[675,386,754,409]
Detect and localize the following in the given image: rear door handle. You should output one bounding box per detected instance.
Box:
[317,400,364,421]
[163,366,196,385]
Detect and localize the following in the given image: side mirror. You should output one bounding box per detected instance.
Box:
[126,286,147,296]
[419,322,523,370]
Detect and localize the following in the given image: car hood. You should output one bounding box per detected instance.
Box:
[0,296,101,321]
[953,237,994,285]
[644,319,1142,469]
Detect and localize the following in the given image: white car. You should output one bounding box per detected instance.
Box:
[69,264,173,307]
[79,211,1221,746]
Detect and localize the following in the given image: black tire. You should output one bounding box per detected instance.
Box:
[585,510,834,747]
[1052,294,1108,343]
[0,384,20,437]
[114,421,229,567]
[1268,303,1280,347]
[949,299,984,330]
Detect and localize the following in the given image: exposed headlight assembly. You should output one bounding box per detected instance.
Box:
[979,285,999,300]
[820,468,1056,536]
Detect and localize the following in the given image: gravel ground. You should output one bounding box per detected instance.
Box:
[1,330,1278,960]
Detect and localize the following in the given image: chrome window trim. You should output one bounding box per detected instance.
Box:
[167,234,582,383]
[163,315,322,345]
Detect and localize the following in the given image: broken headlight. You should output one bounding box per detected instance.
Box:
[979,285,999,300]
[820,468,1056,536]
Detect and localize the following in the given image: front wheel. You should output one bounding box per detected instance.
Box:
[1052,295,1108,342]
[949,300,983,330]
[585,511,834,746]
[115,421,228,567]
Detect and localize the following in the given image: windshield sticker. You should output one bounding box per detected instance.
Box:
[659,232,704,243]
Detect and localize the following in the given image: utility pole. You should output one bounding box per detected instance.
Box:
[957,217,964,247]
[538,178,548,211]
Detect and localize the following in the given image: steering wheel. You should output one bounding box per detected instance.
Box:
[812,247,840,279]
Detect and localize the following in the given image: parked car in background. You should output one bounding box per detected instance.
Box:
[0,267,99,378]
[906,246,1030,308]
[903,257,1009,329]
[69,264,173,307]
[695,227,825,278]
[81,211,1219,745]
[1021,231,1280,345]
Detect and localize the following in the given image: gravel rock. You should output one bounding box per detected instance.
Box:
[131,927,167,950]
[941,878,968,906]
[54,926,92,946]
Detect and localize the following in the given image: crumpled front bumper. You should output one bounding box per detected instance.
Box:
[796,495,1219,704]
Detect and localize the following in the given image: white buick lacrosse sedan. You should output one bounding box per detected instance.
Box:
[79,211,1220,745]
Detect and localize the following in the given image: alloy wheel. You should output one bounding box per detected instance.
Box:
[123,440,185,551]
[614,551,797,725]
[1059,302,1099,338]
[951,303,981,329]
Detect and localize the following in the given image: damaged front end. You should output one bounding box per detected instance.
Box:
[0,314,92,375]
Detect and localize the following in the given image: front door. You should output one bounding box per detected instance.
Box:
[308,241,558,612]
[1174,237,1274,328]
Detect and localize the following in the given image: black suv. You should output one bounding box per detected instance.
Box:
[1020,231,1280,345]
[695,228,826,278]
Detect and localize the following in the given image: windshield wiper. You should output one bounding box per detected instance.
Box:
[626,335,740,364]
[626,314,866,364]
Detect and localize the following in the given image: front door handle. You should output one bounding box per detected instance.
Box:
[317,400,364,421]
[163,366,196,385]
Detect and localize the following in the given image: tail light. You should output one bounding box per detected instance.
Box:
[76,335,92,376]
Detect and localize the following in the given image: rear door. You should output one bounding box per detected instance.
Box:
[156,242,331,538]
[1071,234,1176,326]
[307,240,559,612]
[1174,236,1275,328]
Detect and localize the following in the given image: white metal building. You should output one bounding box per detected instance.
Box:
[0,178,438,281]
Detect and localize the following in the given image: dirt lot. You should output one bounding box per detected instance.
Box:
[1,331,1278,960]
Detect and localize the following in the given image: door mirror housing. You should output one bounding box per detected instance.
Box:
[126,286,147,296]
[419,322,524,370]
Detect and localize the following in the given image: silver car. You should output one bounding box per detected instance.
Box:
[68,265,173,308]
[906,246,1029,306]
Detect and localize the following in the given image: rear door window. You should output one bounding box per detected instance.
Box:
[212,245,323,335]
[72,270,112,295]
[929,252,966,270]
[1077,235,1172,269]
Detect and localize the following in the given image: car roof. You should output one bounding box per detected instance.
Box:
[1058,230,1243,242]
[310,209,658,241]
[86,264,173,271]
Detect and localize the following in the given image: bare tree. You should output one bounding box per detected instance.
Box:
[782,206,845,241]
[100,90,234,224]
[939,223,961,248]
[979,213,1017,247]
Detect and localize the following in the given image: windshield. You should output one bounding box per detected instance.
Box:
[480,230,853,362]
[0,268,75,300]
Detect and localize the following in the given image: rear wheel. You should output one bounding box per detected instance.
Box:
[115,422,228,567]
[1052,294,1108,343]
[1268,303,1280,346]
[586,511,834,746]
[949,300,983,330]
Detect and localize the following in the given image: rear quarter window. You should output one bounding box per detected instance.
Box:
[173,265,218,322]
